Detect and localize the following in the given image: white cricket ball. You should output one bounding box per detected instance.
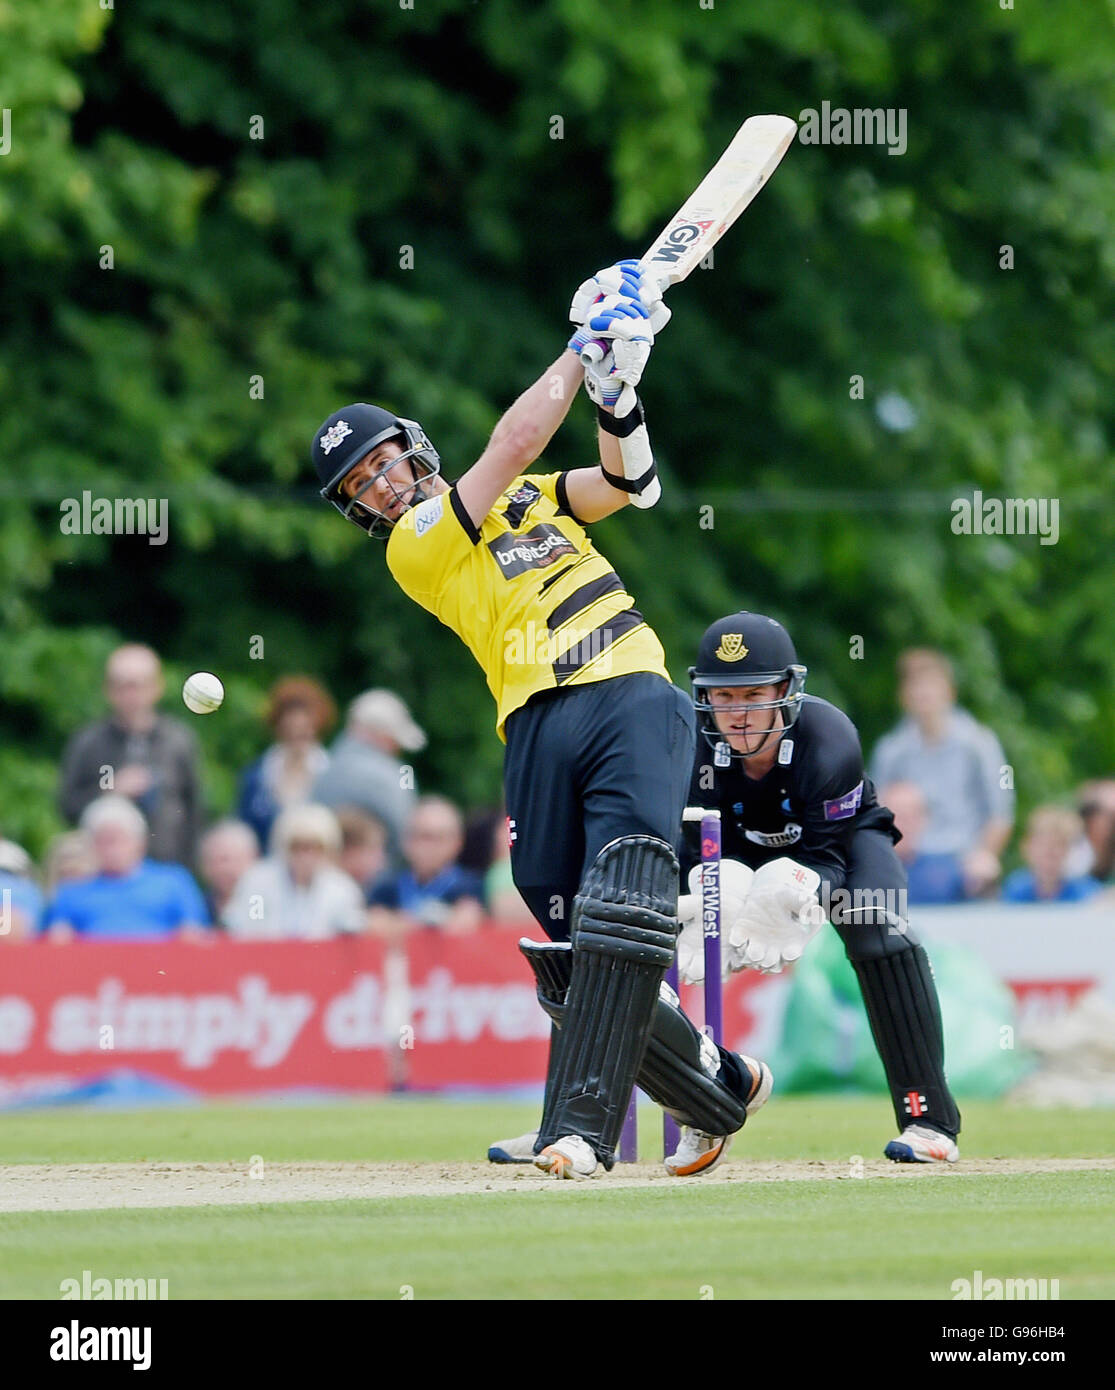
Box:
[182,671,224,715]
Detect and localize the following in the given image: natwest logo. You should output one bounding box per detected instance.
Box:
[822,780,864,822]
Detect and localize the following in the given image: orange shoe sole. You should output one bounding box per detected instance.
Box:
[665,1134,731,1177]
[534,1145,589,1179]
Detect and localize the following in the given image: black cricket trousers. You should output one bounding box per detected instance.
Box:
[503,673,696,940]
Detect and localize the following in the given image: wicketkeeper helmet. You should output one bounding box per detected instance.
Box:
[690,612,807,757]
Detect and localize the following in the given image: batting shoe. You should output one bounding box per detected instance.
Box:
[885,1124,959,1164]
[487,1131,538,1164]
[665,1128,733,1177]
[534,1135,598,1179]
[665,1053,774,1177]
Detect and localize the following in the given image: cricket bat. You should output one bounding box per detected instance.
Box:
[584,114,797,507]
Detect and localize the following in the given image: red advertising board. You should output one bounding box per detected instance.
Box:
[0,929,785,1099]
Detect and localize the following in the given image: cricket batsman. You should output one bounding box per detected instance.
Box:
[311,264,770,1179]
[671,611,962,1169]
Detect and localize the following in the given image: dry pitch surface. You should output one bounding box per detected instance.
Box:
[6,1155,1115,1211]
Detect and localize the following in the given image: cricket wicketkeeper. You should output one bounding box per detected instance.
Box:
[312,263,771,1178]
[674,611,962,1165]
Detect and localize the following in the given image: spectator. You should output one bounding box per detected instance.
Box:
[312,689,425,864]
[880,781,966,905]
[43,795,209,941]
[58,643,204,867]
[198,820,260,926]
[237,676,335,850]
[869,648,1014,897]
[42,831,97,898]
[484,814,536,928]
[1068,780,1115,883]
[336,807,389,897]
[223,803,365,939]
[1002,806,1104,904]
[368,795,484,940]
[0,838,43,940]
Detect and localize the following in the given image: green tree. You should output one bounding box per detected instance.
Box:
[2,0,1112,863]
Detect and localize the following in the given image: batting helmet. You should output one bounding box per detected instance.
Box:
[312,403,441,538]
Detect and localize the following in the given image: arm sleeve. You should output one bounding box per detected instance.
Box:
[794,728,868,894]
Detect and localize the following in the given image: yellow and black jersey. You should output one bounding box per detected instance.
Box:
[386,472,669,738]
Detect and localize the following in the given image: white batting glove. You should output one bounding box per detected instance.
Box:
[569,260,671,335]
[726,857,825,975]
[582,341,652,414]
[676,859,755,985]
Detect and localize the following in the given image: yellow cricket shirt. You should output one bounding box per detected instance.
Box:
[386,472,669,738]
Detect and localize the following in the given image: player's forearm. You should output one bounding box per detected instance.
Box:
[456,354,583,526]
[489,353,583,465]
[596,414,627,490]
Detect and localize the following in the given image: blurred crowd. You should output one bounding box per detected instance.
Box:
[869,649,1113,907]
[1,642,1112,943]
[1,644,533,943]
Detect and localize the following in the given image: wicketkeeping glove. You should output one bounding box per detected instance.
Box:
[675,858,756,985]
[726,857,826,974]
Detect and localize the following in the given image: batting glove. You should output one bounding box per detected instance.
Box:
[569,259,671,335]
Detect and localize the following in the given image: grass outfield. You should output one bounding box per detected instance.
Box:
[1,1096,1112,1300]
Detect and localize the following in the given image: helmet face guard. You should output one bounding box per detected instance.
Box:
[691,665,808,759]
[316,413,442,540]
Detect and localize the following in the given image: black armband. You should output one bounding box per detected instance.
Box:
[601,461,658,494]
[596,398,646,438]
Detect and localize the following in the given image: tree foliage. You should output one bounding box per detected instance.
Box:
[2,0,1113,856]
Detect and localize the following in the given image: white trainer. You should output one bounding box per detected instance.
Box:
[665,1128,732,1176]
[487,1131,539,1164]
[534,1134,598,1179]
[665,1053,774,1177]
[884,1124,959,1164]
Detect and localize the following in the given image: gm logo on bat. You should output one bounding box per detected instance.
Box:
[649,218,716,263]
